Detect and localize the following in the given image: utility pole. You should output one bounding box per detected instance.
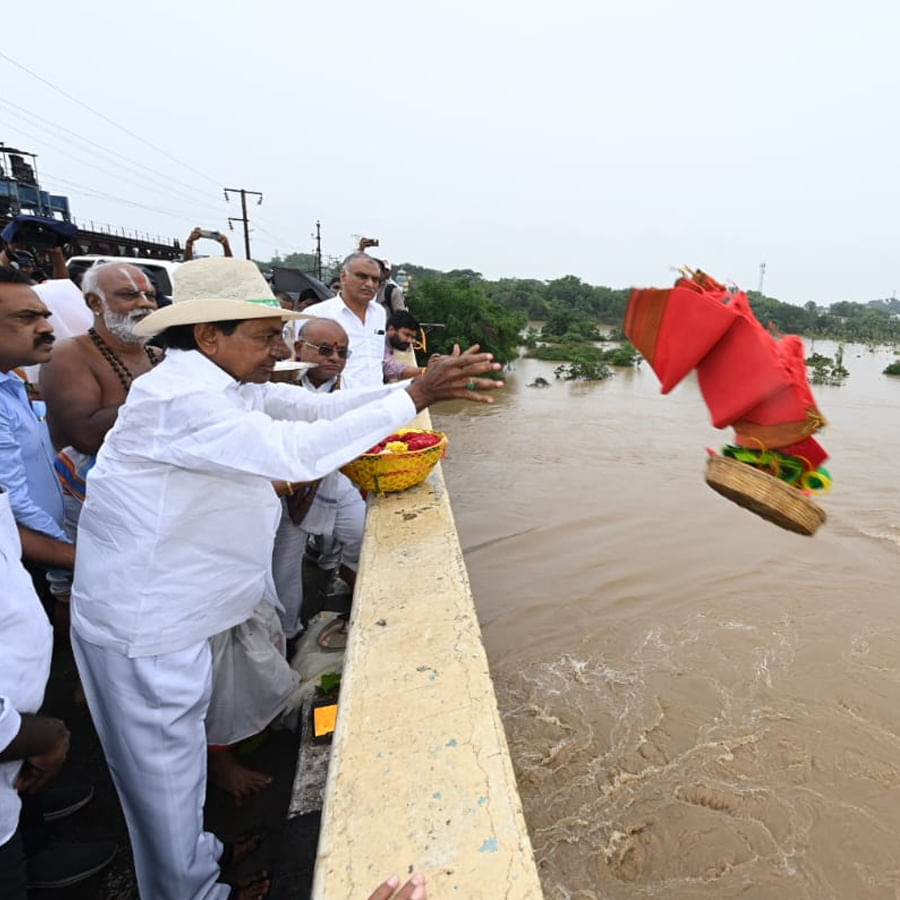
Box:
[314,220,323,280]
[224,187,263,259]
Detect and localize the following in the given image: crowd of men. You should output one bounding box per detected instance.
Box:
[0,241,502,899]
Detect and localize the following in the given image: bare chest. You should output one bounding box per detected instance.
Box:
[87,336,159,404]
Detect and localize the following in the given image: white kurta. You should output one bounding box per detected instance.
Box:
[71,348,415,657]
[69,348,417,900]
[0,487,54,846]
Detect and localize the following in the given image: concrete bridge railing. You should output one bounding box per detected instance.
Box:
[311,410,543,899]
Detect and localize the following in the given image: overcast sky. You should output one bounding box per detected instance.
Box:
[3,0,899,305]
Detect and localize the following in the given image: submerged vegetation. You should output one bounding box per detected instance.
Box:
[806,347,850,385]
[553,361,613,381]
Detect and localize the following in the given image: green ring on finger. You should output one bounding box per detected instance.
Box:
[467,380,476,391]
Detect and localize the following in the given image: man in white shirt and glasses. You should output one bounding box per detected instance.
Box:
[302,252,422,387]
[69,258,502,900]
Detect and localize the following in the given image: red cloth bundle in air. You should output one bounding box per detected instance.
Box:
[696,292,795,428]
[625,270,740,393]
[731,335,827,449]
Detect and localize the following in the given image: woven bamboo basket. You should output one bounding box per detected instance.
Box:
[705,455,826,536]
[341,431,448,494]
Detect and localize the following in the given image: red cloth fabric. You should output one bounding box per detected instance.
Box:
[696,294,794,428]
[626,269,827,463]
[625,274,739,393]
[731,335,827,448]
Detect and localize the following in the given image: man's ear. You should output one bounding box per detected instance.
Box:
[194,322,219,354]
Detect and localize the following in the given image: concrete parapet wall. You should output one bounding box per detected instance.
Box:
[312,412,542,899]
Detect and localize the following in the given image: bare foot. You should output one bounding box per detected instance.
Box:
[229,871,271,900]
[219,826,270,868]
[317,617,348,651]
[208,750,272,807]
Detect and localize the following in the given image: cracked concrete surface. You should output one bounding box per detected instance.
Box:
[309,412,543,898]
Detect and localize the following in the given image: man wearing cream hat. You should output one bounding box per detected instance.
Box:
[69,258,501,900]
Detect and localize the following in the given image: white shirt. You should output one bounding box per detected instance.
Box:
[0,486,54,845]
[303,294,387,388]
[297,373,360,534]
[71,348,415,658]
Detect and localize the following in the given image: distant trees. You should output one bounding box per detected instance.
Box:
[405,278,525,365]
[262,248,900,347]
[747,291,900,342]
[258,251,319,272]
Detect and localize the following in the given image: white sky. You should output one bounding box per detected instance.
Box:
[3,0,899,305]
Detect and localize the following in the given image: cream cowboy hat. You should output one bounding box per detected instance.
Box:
[133,258,311,338]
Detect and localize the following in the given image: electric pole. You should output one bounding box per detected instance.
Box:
[314,220,323,280]
[224,187,263,259]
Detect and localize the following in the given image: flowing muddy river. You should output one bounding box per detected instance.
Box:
[433,340,900,900]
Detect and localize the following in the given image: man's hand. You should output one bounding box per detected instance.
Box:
[406,344,503,411]
[0,241,22,266]
[217,233,233,257]
[367,873,426,900]
[8,717,70,795]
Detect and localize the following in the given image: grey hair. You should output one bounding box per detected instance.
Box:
[80,261,123,301]
[340,252,379,274]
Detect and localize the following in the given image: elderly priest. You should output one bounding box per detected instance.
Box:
[70,258,501,900]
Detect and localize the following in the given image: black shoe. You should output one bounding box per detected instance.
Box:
[26,840,118,889]
[39,783,95,822]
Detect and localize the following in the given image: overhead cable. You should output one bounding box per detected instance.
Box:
[0,50,223,189]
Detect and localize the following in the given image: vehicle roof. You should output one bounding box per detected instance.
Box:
[66,255,181,273]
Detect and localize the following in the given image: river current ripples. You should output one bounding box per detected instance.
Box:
[433,340,900,899]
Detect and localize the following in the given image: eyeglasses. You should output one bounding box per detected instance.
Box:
[301,341,351,359]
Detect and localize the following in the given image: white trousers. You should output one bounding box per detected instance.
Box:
[272,487,365,639]
[72,631,228,900]
[271,510,309,640]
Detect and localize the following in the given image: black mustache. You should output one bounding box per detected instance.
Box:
[35,334,55,347]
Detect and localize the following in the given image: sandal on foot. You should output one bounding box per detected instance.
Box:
[219,826,271,868]
[317,617,348,652]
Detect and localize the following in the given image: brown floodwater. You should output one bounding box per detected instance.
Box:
[432,341,900,900]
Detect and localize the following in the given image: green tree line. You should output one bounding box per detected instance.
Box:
[261,254,900,356]
[404,264,900,346]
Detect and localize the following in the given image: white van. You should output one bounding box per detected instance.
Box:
[66,255,181,298]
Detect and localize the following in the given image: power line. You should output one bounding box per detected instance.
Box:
[0,50,223,189]
[0,116,227,219]
[43,171,212,225]
[0,96,227,208]
[225,188,262,259]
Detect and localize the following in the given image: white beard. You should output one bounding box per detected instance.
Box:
[100,300,149,345]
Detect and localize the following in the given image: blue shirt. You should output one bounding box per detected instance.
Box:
[0,370,67,541]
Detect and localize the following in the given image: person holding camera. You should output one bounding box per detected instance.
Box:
[184,227,233,261]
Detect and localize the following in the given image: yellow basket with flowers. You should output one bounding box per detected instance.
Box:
[341,428,448,494]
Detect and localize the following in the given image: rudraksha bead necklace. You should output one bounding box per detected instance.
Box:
[88,327,158,392]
